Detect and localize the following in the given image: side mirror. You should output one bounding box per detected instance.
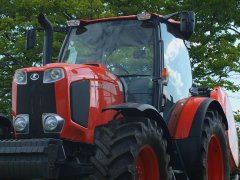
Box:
[180,11,195,40]
[26,29,36,50]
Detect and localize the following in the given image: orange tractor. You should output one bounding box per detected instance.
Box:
[0,11,238,180]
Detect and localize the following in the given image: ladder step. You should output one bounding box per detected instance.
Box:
[172,169,190,180]
[173,169,184,174]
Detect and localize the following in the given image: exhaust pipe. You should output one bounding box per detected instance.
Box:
[38,13,53,65]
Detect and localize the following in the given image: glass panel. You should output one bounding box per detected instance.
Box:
[161,23,192,104]
[63,20,154,76]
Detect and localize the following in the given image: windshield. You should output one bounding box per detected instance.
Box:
[62,20,154,76]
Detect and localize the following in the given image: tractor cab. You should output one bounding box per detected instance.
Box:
[60,12,194,112]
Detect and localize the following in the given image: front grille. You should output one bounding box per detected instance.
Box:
[16,72,58,138]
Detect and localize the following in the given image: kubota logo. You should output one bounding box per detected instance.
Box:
[30,73,39,80]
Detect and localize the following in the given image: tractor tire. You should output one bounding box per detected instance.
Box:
[194,110,230,180]
[0,125,12,139]
[90,117,171,180]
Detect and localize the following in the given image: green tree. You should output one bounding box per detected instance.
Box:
[234,111,240,142]
[235,110,240,122]
[181,0,240,92]
[1,0,240,117]
[0,0,106,116]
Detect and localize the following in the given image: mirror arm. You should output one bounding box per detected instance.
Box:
[159,11,192,23]
[159,12,180,23]
[26,26,67,51]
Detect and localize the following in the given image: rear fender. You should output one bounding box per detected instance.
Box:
[168,97,228,139]
[104,103,171,142]
[169,86,238,171]
[211,86,239,170]
[168,97,230,177]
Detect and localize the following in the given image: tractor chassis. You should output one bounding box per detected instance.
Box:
[0,138,94,179]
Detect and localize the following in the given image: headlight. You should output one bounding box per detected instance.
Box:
[43,68,64,83]
[42,114,64,133]
[14,71,27,85]
[14,114,29,133]
[44,116,58,131]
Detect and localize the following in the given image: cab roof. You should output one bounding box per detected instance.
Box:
[78,13,180,25]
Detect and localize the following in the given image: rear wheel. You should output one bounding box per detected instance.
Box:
[195,110,230,180]
[90,117,171,180]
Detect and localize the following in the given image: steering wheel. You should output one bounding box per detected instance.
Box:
[108,64,129,75]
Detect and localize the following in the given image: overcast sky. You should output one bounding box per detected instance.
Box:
[229,95,239,111]
[228,75,240,111]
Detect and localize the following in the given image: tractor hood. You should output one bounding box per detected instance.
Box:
[12,62,123,142]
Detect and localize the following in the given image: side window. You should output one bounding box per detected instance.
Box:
[161,24,192,113]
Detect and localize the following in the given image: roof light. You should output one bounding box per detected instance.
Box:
[137,12,151,20]
[67,20,80,27]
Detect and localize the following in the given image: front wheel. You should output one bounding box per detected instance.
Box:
[90,118,171,180]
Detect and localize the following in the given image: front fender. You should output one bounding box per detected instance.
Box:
[104,103,171,140]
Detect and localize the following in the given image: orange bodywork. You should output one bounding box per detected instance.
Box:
[168,97,206,139]
[167,86,239,171]
[12,63,124,143]
[211,87,239,171]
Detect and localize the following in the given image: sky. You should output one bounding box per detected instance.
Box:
[228,76,240,111]
[229,94,239,111]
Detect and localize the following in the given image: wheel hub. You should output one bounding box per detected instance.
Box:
[208,135,224,180]
[136,145,160,180]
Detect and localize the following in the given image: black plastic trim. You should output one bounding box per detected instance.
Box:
[0,139,65,178]
[104,103,171,140]
[0,138,94,178]
[173,137,200,179]
[189,98,228,137]
[152,18,162,110]
[70,80,90,127]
